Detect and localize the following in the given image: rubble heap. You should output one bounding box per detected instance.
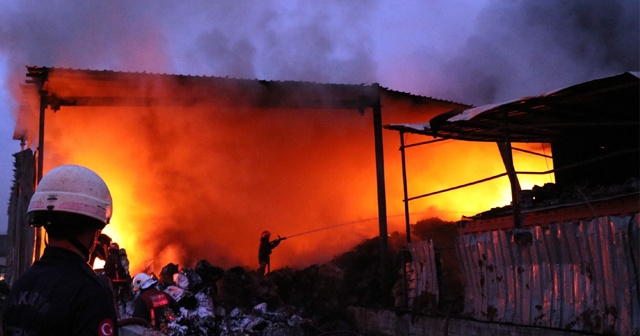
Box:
[119,233,411,335]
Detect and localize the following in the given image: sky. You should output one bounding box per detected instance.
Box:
[0,1,637,269]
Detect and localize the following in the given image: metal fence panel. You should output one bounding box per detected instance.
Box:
[408,240,439,307]
[456,214,640,335]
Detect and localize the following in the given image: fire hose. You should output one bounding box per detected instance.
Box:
[279,210,433,240]
[280,217,379,240]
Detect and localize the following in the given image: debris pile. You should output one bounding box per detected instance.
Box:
[467,179,640,221]
[119,233,411,335]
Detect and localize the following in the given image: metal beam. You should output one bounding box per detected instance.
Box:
[371,84,388,254]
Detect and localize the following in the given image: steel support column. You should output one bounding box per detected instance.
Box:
[497,141,522,228]
[34,70,49,261]
[400,131,411,243]
[371,83,388,254]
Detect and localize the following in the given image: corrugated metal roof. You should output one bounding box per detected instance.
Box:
[385,72,639,143]
[23,66,467,111]
[15,66,470,143]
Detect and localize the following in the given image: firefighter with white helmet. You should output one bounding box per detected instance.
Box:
[131,272,179,332]
[132,273,156,291]
[3,164,119,335]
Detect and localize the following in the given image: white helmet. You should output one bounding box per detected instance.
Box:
[27,165,113,229]
[132,273,157,290]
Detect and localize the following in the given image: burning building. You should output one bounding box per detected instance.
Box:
[8,65,507,279]
[5,67,636,335]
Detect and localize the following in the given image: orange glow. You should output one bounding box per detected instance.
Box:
[390,138,554,220]
[29,75,554,276]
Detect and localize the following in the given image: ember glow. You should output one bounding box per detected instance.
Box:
[23,73,554,275]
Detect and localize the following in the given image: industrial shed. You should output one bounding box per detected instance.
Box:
[8,66,470,282]
[386,72,639,335]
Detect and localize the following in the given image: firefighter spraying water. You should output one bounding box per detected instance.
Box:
[257,230,286,276]
[257,217,381,276]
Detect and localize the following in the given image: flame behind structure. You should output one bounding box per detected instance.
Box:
[18,69,554,274]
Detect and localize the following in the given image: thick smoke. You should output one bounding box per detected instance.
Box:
[0,1,638,273]
[389,0,639,105]
[1,1,637,101]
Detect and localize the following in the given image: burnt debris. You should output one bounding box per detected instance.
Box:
[114,232,414,335]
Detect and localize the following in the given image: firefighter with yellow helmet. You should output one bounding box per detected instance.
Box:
[2,164,119,335]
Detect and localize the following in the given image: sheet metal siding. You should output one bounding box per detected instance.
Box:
[407,240,439,304]
[456,214,639,335]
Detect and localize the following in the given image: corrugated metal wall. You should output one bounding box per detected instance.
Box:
[6,149,36,285]
[407,240,439,308]
[455,214,640,335]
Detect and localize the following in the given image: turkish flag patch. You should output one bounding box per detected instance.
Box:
[98,318,115,336]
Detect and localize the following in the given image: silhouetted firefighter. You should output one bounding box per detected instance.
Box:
[257,230,286,276]
[89,233,113,266]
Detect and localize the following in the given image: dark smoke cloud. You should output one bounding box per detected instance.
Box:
[176,2,377,83]
[412,0,639,105]
[1,1,636,103]
[0,1,379,85]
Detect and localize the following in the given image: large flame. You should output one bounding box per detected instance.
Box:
[28,76,553,275]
